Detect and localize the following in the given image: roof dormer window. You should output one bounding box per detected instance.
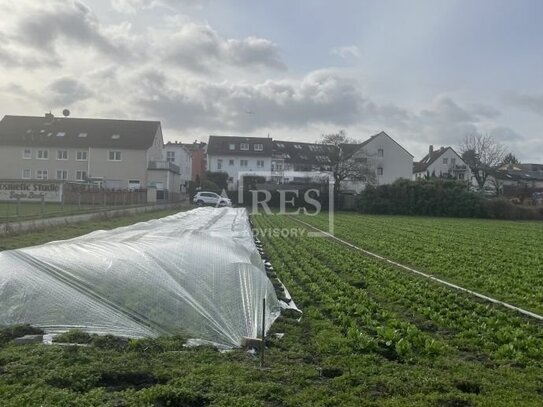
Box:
[229,143,235,150]
[112,134,120,139]
[78,133,88,138]
[56,132,65,137]
[240,143,249,151]
[254,143,263,151]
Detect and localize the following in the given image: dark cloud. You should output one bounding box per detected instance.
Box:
[504,91,543,116]
[489,126,524,142]
[3,0,127,64]
[48,77,93,105]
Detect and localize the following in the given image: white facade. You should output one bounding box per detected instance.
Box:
[345,132,413,192]
[207,155,272,190]
[164,143,192,192]
[414,147,471,182]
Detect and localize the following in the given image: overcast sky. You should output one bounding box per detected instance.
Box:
[0,0,542,161]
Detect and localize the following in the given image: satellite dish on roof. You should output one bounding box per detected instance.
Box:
[62,109,70,118]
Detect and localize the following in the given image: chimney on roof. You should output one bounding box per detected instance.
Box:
[429,145,433,155]
[440,146,445,152]
[44,111,54,125]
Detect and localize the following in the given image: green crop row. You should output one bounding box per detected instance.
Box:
[299,213,543,314]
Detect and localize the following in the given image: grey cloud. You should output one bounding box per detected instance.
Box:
[13,1,126,59]
[163,23,286,72]
[135,69,364,131]
[504,91,543,116]
[419,97,475,124]
[470,103,501,119]
[489,126,524,142]
[48,77,93,105]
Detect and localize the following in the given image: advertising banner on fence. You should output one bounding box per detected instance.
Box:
[0,181,63,203]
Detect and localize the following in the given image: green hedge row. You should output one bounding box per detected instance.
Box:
[357,179,543,220]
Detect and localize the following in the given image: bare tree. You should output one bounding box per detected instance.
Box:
[460,133,506,189]
[321,130,376,196]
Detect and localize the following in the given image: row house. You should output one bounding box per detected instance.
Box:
[0,114,181,197]
[206,131,413,191]
[207,136,273,190]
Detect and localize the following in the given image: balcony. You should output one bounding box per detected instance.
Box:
[148,161,180,174]
[453,164,468,172]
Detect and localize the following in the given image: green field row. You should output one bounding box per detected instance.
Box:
[295,213,543,315]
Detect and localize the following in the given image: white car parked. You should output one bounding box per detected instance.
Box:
[193,191,232,207]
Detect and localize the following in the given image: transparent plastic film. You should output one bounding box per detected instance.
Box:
[0,207,282,348]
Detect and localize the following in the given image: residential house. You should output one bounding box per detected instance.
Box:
[341,131,413,192]
[487,163,543,196]
[413,145,471,182]
[272,140,335,183]
[164,142,192,192]
[0,113,180,197]
[206,131,412,192]
[181,141,207,182]
[207,136,273,190]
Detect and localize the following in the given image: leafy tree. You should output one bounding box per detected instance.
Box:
[200,180,221,193]
[204,171,228,191]
[501,153,520,167]
[320,130,376,196]
[460,133,506,189]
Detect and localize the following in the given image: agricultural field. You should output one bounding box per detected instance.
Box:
[0,201,150,223]
[0,207,184,251]
[1,211,543,406]
[296,213,543,314]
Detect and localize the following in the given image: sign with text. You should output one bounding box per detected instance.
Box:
[0,181,63,202]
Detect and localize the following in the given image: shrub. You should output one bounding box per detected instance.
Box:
[357,179,484,218]
[0,324,44,346]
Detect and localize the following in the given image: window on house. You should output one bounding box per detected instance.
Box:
[56,170,68,180]
[229,159,234,166]
[240,160,248,167]
[76,151,88,161]
[275,143,284,148]
[76,170,87,181]
[166,151,175,162]
[112,134,120,139]
[36,169,48,180]
[378,149,384,157]
[293,144,302,149]
[229,143,235,150]
[36,150,48,159]
[458,173,465,180]
[443,158,448,164]
[23,148,32,159]
[257,160,264,168]
[217,159,223,170]
[451,158,456,166]
[22,169,31,179]
[56,132,65,137]
[109,151,122,161]
[254,143,263,151]
[57,150,68,160]
[78,133,87,138]
[377,167,383,175]
[240,143,249,151]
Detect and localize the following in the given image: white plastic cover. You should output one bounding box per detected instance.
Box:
[0,207,282,348]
